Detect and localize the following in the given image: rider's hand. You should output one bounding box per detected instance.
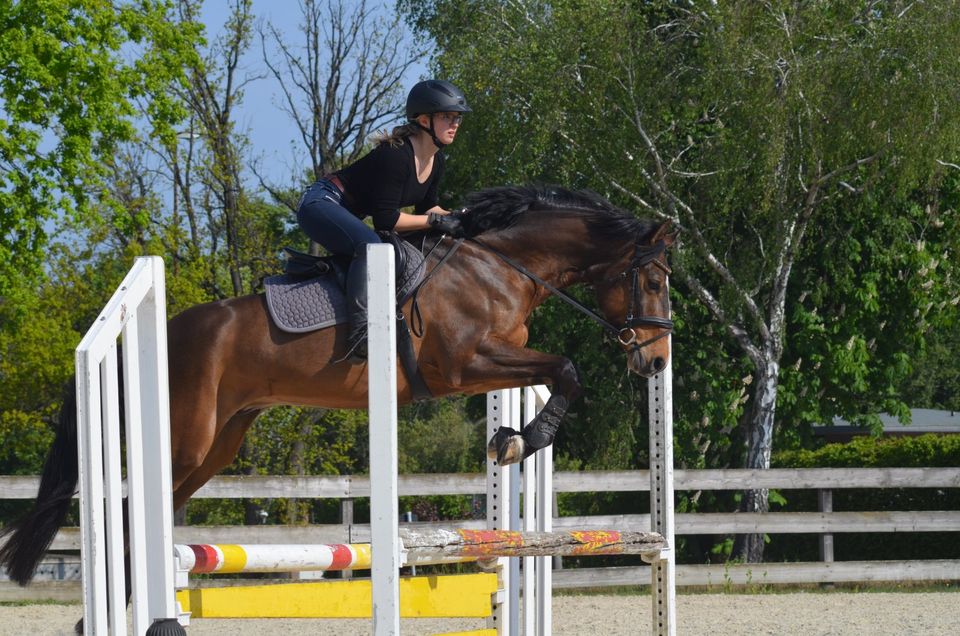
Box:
[428,211,466,238]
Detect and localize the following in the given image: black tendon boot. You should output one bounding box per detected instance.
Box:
[344,246,369,362]
[520,395,569,460]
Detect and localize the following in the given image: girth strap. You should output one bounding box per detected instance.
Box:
[396,315,432,402]
[394,237,467,402]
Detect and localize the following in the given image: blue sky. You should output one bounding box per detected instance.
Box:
[200,1,428,185]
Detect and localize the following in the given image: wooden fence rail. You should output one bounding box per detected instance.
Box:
[2,467,958,500]
[2,467,958,597]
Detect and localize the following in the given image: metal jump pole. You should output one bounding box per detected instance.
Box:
[648,339,676,636]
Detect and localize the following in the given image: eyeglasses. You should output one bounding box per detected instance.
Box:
[434,112,464,125]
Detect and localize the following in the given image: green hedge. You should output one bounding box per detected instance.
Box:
[774,433,960,468]
[765,434,960,562]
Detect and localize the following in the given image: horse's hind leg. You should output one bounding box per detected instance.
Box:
[172,409,263,510]
[167,368,229,504]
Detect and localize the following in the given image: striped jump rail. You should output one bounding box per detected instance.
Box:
[175,540,473,575]
[175,542,373,574]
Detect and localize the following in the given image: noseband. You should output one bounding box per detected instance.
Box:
[469,237,673,351]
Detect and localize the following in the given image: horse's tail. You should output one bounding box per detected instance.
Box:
[0,380,79,585]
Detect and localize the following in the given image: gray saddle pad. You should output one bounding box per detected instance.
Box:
[264,241,426,334]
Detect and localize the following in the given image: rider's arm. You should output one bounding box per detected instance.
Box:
[392,211,434,232]
[393,201,457,231]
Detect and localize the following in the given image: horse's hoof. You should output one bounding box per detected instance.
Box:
[486,426,523,464]
[492,430,526,466]
[487,426,515,459]
[498,435,526,465]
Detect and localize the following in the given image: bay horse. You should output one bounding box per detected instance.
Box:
[0,184,674,592]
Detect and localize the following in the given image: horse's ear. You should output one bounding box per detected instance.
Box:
[651,221,677,247]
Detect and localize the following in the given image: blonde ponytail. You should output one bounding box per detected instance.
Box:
[372,122,421,147]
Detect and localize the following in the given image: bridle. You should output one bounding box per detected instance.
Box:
[614,239,674,348]
[469,236,674,351]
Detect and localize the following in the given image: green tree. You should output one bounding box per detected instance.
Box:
[0,0,201,311]
[404,0,960,561]
[0,236,152,479]
[1,1,434,530]
[0,1,202,484]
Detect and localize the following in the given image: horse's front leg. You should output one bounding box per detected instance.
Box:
[455,341,582,466]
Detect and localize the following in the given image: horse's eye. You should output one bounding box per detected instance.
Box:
[647,280,661,292]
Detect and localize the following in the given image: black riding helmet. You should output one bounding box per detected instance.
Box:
[406,80,471,147]
[406,80,472,119]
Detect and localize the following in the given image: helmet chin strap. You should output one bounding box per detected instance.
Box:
[413,116,447,148]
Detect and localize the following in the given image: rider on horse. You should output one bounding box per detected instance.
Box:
[296,80,471,361]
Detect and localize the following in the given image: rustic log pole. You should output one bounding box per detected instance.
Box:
[399,528,664,561]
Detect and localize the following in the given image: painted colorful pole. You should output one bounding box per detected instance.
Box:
[399,528,664,561]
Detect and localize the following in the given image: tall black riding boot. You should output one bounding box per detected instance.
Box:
[344,246,369,362]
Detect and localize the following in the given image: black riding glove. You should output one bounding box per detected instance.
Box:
[428,212,466,238]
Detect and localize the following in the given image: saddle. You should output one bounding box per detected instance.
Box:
[265,233,425,333]
[264,232,432,401]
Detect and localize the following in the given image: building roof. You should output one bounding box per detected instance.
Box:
[813,409,960,438]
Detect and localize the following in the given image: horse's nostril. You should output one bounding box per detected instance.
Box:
[653,357,666,371]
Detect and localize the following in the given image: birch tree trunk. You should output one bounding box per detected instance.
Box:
[733,358,780,562]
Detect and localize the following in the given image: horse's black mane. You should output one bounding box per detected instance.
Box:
[461,184,653,241]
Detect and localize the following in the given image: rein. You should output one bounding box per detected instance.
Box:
[401,236,466,337]
[470,237,674,350]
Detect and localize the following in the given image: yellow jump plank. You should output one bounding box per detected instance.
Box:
[177,572,497,619]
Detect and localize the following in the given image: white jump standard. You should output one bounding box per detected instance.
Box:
[75,256,183,635]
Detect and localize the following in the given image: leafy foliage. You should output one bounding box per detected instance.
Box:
[0,0,202,309]
[402,0,960,469]
[775,433,960,469]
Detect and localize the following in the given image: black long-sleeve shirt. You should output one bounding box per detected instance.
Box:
[336,137,444,231]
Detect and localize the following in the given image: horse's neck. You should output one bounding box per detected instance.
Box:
[481,221,622,288]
